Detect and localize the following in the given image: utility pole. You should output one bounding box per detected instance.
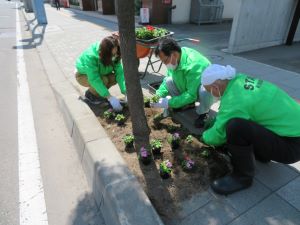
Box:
[32,0,48,24]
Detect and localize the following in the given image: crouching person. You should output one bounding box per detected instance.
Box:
[75,36,126,112]
[200,64,300,195]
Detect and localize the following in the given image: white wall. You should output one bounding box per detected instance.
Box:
[228,0,297,53]
[222,0,239,19]
[171,0,191,24]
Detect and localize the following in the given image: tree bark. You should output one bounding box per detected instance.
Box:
[116,0,150,149]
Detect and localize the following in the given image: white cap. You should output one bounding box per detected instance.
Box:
[201,64,236,85]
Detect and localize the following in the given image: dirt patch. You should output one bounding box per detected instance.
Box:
[96,104,230,222]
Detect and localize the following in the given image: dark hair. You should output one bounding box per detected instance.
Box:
[100,36,121,66]
[154,38,181,57]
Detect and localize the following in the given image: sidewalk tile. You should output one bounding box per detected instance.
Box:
[255,161,299,191]
[228,194,300,225]
[223,179,271,214]
[179,191,212,219]
[179,199,238,225]
[277,176,300,211]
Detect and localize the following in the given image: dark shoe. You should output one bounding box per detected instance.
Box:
[211,173,253,195]
[194,113,208,128]
[84,90,106,105]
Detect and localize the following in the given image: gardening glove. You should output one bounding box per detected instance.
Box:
[108,96,123,112]
[124,95,128,103]
[151,97,169,109]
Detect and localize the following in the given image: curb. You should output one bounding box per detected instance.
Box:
[20,7,164,225]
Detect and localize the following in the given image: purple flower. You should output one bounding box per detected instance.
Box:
[166,160,172,168]
[140,147,149,158]
[173,132,180,140]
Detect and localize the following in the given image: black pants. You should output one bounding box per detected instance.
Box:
[55,1,60,10]
[226,118,300,164]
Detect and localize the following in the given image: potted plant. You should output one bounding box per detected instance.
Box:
[150,95,160,104]
[122,134,134,148]
[139,146,152,165]
[159,160,172,179]
[144,96,151,108]
[135,26,169,43]
[103,108,115,120]
[201,149,210,158]
[150,139,162,155]
[115,114,125,126]
[185,135,193,144]
[168,132,181,149]
[181,156,196,172]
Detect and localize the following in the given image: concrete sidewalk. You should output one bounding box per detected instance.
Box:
[22,4,300,225]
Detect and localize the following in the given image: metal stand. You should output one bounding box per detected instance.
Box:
[140,49,163,79]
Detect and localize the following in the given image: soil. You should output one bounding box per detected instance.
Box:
[95,104,230,222]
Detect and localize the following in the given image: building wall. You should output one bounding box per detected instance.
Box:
[171,0,191,24]
[228,0,298,53]
[223,0,239,19]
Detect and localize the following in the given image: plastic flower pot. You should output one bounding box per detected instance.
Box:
[171,141,180,149]
[159,170,171,179]
[151,146,161,155]
[141,156,152,165]
[125,142,134,148]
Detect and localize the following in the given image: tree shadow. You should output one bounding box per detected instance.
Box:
[69,193,105,225]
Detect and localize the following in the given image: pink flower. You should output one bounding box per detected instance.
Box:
[140,147,149,158]
[146,25,155,31]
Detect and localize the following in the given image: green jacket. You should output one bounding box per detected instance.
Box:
[75,41,126,97]
[202,74,300,146]
[156,47,211,108]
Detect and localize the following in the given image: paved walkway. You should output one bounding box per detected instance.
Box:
[24,4,300,225]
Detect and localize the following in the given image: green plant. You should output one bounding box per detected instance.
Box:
[135,26,169,41]
[144,96,151,107]
[201,149,209,158]
[150,95,160,104]
[185,135,193,144]
[103,108,115,120]
[150,139,162,149]
[122,134,134,147]
[159,160,172,178]
[167,132,180,144]
[115,114,125,125]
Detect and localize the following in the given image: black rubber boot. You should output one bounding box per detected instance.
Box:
[211,145,255,195]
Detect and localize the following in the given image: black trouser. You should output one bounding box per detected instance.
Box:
[55,1,60,10]
[226,118,300,172]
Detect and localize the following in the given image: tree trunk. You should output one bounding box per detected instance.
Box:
[116,0,150,149]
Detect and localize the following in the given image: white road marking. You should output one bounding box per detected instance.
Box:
[16,4,49,225]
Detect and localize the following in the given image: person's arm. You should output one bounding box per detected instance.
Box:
[114,61,126,94]
[168,65,201,108]
[202,105,250,146]
[156,75,170,97]
[86,65,110,97]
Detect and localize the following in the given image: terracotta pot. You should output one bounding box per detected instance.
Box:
[136,43,151,58]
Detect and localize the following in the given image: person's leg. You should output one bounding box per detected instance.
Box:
[75,72,106,104]
[211,118,300,195]
[195,85,214,128]
[105,73,117,89]
[165,77,180,96]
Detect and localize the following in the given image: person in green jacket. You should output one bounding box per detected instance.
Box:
[200,64,300,195]
[150,38,214,127]
[75,36,126,111]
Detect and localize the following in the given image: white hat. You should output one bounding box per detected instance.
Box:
[201,64,236,85]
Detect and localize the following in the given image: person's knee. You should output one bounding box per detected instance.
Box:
[226,118,251,145]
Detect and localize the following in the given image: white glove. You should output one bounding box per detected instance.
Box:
[151,97,169,109]
[124,95,128,103]
[108,96,123,112]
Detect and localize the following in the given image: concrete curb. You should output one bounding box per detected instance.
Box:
[20,8,164,225]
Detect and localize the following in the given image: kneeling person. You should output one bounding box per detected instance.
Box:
[151,38,214,128]
[201,64,300,195]
[75,36,126,111]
